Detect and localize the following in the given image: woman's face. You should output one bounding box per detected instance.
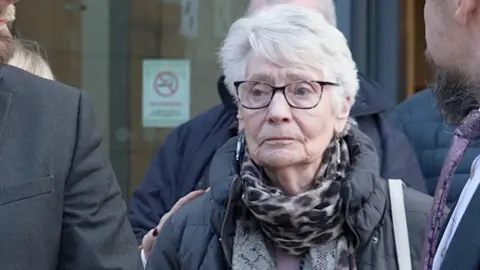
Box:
[239,56,351,169]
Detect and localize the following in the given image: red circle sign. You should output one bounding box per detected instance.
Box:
[153,71,179,97]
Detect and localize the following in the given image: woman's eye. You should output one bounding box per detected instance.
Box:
[251,86,270,96]
[251,89,265,96]
[295,87,310,95]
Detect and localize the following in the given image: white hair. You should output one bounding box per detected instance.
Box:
[247,0,337,26]
[219,4,358,112]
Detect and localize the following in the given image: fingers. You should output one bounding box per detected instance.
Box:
[157,189,207,231]
[170,189,206,213]
[143,188,210,257]
[141,228,157,255]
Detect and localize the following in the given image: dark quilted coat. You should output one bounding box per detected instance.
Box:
[392,88,480,207]
[146,129,436,270]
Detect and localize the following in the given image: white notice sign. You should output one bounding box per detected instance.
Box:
[180,0,199,38]
[142,59,190,128]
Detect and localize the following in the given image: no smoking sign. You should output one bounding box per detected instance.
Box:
[143,59,190,128]
[154,71,179,97]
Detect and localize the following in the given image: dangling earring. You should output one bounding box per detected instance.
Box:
[335,136,341,163]
[235,133,245,162]
[335,120,352,138]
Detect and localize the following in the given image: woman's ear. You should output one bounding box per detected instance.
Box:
[334,97,351,133]
[454,0,477,26]
[237,112,244,132]
[338,97,351,119]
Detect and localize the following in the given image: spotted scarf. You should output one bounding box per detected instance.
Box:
[238,132,356,269]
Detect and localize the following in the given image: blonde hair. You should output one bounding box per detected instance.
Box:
[8,39,54,80]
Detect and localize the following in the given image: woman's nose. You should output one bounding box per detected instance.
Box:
[267,92,292,124]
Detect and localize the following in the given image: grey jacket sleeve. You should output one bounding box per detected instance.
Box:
[402,187,450,267]
[57,91,142,270]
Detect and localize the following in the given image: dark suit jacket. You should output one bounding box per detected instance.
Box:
[438,185,480,270]
[0,66,142,269]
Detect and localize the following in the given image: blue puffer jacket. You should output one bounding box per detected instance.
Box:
[392,88,480,207]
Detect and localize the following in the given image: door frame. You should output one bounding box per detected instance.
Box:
[336,0,402,107]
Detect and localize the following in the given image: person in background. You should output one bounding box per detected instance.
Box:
[0,1,143,269]
[8,39,54,80]
[146,5,433,269]
[420,0,480,269]
[392,89,480,208]
[131,0,428,259]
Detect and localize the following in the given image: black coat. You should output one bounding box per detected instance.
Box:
[146,129,434,270]
[392,88,480,207]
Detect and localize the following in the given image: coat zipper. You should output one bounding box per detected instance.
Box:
[221,134,244,267]
[347,182,386,261]
[345,184,361,249]
[220,175,238,267]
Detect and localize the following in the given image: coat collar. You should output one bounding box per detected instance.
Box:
[342,127,387,247]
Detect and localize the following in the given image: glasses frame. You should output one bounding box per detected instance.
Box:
[234,80,339,110]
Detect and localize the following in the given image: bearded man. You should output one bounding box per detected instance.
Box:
[0,1,142,269]
[421,0,480,269]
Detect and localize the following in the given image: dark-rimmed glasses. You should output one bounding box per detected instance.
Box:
[234,80,339,109]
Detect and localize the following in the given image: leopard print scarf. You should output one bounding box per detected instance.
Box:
[240,133,356,269]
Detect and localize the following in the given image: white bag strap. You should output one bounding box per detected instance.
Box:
[388,179,412,270]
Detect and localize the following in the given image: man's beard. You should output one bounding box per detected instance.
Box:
[427,54,480,124]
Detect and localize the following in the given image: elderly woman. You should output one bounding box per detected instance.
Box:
[146,4,435,270]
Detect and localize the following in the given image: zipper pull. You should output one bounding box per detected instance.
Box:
[235,134,245,162]
[231,175,243,200]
